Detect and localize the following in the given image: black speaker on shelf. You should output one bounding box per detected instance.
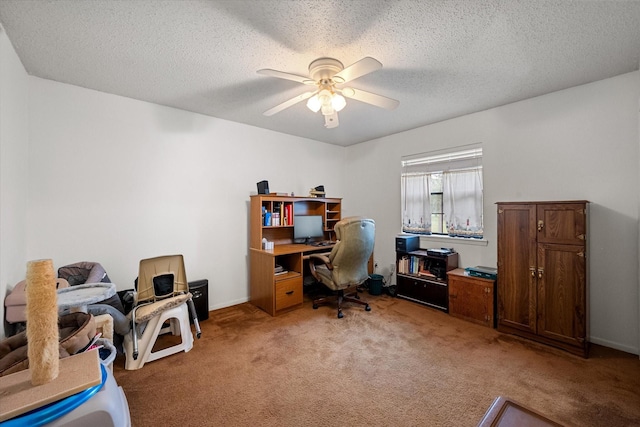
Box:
[257,180,269,194]
[395,235,419,253]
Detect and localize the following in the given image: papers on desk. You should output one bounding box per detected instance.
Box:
[274,264,288,275]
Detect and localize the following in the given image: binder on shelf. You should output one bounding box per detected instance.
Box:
[284,204,293,226]
[465,266,497,280]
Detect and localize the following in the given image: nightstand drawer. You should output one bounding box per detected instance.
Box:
[275,277,302,310]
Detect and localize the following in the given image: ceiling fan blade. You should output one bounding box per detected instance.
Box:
[257,69,315,85]
[263,91,316,116]
[341,87,399,110]
[333,57,382,83]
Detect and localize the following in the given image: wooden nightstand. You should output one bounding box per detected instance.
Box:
[447,268,496,328]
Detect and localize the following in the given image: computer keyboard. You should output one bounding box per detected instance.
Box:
[312,241,335,247]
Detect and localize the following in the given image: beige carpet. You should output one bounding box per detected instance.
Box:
[114,295,640,427]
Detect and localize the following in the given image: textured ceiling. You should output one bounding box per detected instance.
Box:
[1,0,640,146]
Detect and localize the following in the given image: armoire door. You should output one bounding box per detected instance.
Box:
[536,242,587,346]
[536,203,587,245]
[497,204,537,334]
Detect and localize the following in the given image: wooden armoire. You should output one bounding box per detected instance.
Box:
[496,201,588,357]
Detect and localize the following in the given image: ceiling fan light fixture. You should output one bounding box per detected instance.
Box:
[306,95,321,113]
[318,89,332,104]
[317,89,335,115]
[321,104,335,116]
[331,93,346,112]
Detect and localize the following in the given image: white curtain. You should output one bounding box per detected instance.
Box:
[401,145,483,238]
[443,168,483,237]
[401,173,431,234]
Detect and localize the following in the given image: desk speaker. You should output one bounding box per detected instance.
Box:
[257,180,269,195]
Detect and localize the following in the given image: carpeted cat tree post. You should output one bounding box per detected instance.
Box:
[25,259,59,385]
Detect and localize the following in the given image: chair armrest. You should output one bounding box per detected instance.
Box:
[308,253,331,265]
[307,254,332,282]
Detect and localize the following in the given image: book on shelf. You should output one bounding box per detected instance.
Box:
[284,204,293,225]
[398,255,436,277]
[280,203,284,225]
[398,255,409,274]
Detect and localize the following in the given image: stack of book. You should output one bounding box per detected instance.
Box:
[274,264,288,275]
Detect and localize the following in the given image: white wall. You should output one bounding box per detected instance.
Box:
[26,77,346,311]
[345,72,640,355]
[0,25,29,340]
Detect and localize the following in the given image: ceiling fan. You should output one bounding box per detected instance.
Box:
[257,57,399,128]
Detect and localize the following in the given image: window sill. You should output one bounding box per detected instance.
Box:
[418,234,489,247]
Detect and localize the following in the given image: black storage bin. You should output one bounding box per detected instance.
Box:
[188,279,209,322]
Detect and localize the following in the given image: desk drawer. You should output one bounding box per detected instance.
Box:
[275,277,303,310]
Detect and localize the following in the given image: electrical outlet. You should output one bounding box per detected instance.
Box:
[374,260,379,269]
[390,263,395,274]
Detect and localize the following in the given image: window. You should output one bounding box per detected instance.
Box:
[401,145,483,238]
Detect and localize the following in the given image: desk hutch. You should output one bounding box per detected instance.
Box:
[249,195,341,316]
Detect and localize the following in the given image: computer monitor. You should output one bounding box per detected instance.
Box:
[293,215,324,244]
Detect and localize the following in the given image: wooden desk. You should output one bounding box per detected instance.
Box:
[249,195,344,316]
[250,244,333,316]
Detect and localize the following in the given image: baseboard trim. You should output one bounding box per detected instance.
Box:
[589,336,638,356]
[209,297,249,312]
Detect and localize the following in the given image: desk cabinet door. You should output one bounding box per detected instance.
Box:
[275,277,302,311]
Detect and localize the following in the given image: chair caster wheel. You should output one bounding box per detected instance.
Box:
[197,332,202,339]
[355,294,360,300]
[365,305,371,312]
[313,304,319,309]
[338,311,344,319]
